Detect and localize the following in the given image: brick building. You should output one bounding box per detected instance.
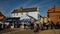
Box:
[47,6,60,23]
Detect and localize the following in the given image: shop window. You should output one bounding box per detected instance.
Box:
[59,16,60,19]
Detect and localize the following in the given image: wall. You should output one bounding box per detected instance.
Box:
[48,6,60,23]
[11,12,38,20]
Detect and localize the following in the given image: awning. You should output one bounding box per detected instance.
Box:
[4,19,20,22]
[4,17,20,22]
[20,19,32,22]
[4,18,32,22]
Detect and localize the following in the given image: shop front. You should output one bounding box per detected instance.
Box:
[4,17,20,28]
[4,17,32,29]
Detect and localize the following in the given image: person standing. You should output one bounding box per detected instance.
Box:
[30,23,34,30]
[24,24,26,29]
[46,23,49,30]
[58,21,60,28]
[34,23,39,32]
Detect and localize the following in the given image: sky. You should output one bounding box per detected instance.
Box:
[0,0,60,17]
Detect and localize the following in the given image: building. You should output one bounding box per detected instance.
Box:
[11,7,39,28]
[5,17,20,28]
[11,7,39,22]
[47,6,60,23]
[0,12,6,20]
[40,16,48,24]
[0,12,6,29]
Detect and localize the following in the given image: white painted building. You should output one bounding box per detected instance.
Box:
[11,7,39,28]
[11,7,39,21]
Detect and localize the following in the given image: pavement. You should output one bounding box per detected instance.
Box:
[0,28,60,34]
[39,29,60,34]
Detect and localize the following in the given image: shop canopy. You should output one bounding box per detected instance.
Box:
[4,19,20,22]
[20,19,32,22]
[4,17,20,22]
[4,18,32,22]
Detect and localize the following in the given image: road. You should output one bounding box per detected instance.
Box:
[1,28,39,34]
[0,28,60,34]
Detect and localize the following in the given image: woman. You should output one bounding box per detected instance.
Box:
[34,23,39,32]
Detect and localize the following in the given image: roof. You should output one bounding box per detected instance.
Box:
[0,12,6,19]
[12,7,37,13]
[42,16,47,18]
[6,17,20,20]
[0,12,5,17]
[0,12,4,16]
[48,6,60,13]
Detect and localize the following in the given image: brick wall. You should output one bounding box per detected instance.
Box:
[48,6,60,23]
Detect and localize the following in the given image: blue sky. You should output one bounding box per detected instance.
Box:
[0,0,60,17]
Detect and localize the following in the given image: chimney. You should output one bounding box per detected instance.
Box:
[19,6,23,11]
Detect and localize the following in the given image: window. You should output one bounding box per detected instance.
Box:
[14,13,15,16]
[17,13,18,16]
[21,13,23,15]
[59,16,60,19]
